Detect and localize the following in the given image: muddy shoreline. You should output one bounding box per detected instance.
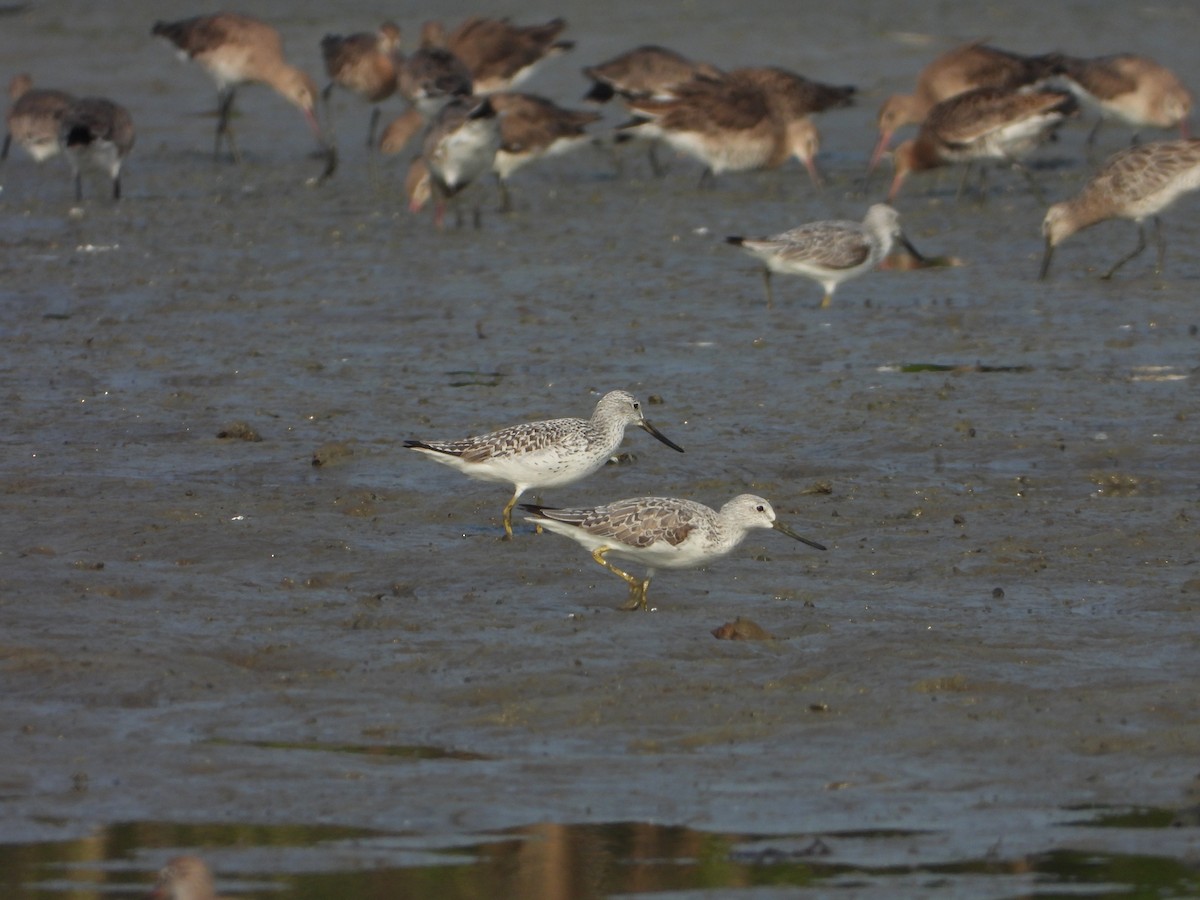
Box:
[2,0,1198,895]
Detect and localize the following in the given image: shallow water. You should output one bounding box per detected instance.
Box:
[2,0,1199,897]
[2,814,1198,898]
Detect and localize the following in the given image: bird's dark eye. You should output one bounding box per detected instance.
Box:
[632,402,640,410]
[756,505,765,513]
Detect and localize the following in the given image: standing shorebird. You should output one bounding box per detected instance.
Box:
[1053,53,1192,147]
[886,86,1076,202]
[60,97,135,201]
[413,95,501,228]
[582,44,724,175]
[726,204,923,308]
[869,40,1064,173]
[319,21,402,150]
[1040,139,1200,280]
[3,74,74,164]
[488,91,602,211]
[448,17,574,95]
[618,74,824,187]
[405,391,684,539]
[522,494,826,610]
[151,12,333,175]
[150,855,223,900]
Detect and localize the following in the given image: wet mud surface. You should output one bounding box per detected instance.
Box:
[1,0,1199,896]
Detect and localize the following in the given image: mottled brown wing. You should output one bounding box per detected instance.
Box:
[1100,140,1200,198]
[447,418,582,462]
[491,93,598,150]
[730,67,855,116]
[955,44,1034,87]
[774,223,871,270]
[932,88,1068,146]
[450,17,566,78]
[660,522,696,546]
[575,499,699,548]
[660,81,770,132]
[586,46,705,95]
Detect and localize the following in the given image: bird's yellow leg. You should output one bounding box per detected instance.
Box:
[501,494,518,540]
[621,577,652,611]
[820,292,832,309]
[591,548,649,610]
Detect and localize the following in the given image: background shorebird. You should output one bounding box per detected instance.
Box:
[409,95,501,229]
[60,96,135,200]
[869,40,1065,173]
[487,91,602,211]
[1040,138,1200,280]
[727,203,923,308]
[448,16,574,95]
[1052,53,1192,148]
[618,74,824,187]
[151,12,333,177]
[3,74,74,164]
[405,390,684,539]
[582,44,724,174]
[319,21,402,151]
[886,86,1077,202]
[522,494,825,610]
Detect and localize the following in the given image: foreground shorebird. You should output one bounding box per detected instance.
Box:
[887,86,1076,202]
[869,40,1064,172]
[523,494,826,610]
[319,21,402,149]
[1040,139,1200,280]
[448,16,574,94]
[619,74,824,187]
[1053,53,1192,146]
[60,97,135,201]
[410,95,501,228]
[727,204,922,308]
[405,391,684,539]
[488,91,602,210]
[3,74,74,164]
[152,12,332,175]
[150,855,223,900]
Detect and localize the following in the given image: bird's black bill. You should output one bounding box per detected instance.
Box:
[639,420,685,453]
[773,519,827,551]
[1038,238,1054,281]
[898,233,928,264]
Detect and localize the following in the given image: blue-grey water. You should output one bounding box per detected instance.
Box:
[1,1,1198,897]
